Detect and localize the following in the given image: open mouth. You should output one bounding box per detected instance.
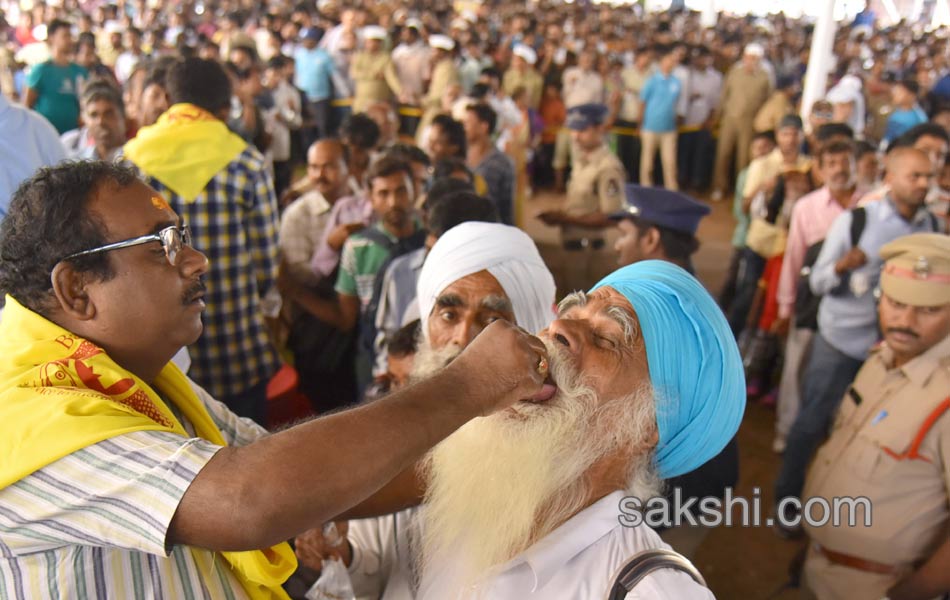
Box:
[521,373,558,404]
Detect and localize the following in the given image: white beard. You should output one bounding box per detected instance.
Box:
[415,338,660,591]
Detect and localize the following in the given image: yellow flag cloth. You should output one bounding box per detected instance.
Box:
[123,103,248,203]
[0,296,296,600]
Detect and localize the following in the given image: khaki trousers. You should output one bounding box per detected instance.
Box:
[712,115,755,194]
[640,130,679,190]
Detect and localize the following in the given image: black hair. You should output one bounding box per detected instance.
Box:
[46,19,71,38]
[426,191,499,238]
[387,143,431,166]
[81,79,125,117]
[466,103,497,136]
[431,114,466,158]
[166,57,232,114]
[424,176,475,210]
[753,130,776,144]
[388,319,420,357]
[266,55,290,71]
[815,122,855,143]
[854,140,877,159]
[0,161,140,316]
[891,122,950,149]
[340,113,381,150]
[365,155,413,187]
[629,217,699,261]
[432,158,473,181]
[817,138,856,166]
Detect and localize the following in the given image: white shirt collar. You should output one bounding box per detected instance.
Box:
[504,490,626,592]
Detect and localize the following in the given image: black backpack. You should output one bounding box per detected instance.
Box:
[794,207,940,330]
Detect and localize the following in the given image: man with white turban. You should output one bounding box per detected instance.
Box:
[295,221,557,599]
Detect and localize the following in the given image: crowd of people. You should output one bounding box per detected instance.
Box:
[2,0,950,598]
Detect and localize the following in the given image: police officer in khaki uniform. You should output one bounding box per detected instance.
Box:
[710,43,772,201]
[502,44,543,111]
[350,25,403,114]
[800,233,950,600]
[537,103,626,295]
[417,34,460,145]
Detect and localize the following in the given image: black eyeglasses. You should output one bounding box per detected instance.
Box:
[60,225,193,267]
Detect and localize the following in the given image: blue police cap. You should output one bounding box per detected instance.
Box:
[566,103,609,131]
[609,184,711,237]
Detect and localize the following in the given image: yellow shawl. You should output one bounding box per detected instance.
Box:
[0,296,295,599]
[123,103,248,203]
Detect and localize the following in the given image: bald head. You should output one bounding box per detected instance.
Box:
[885,147,932,211]
[306,139,349,201]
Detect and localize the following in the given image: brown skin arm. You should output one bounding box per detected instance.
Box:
[168,373,466,551]
[887,537,950,600]
[24,86,39,109]
[167,319,552,552]
[333,465,425,520]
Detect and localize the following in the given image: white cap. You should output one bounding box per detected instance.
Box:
[512,44,537,65]
[744,42,764,57]
[104,20,122,34]
[362,25,387,40]
[449,17,469,30]
[406,17,423,30]
[429,34,455,51]
[32,24,47,42]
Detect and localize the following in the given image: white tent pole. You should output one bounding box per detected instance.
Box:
[800,0,837,130]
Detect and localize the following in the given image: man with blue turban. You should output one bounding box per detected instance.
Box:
[415,260,744,599]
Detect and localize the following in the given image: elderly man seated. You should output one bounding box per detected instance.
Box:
[0,162,551,599]
[299,259,745,599]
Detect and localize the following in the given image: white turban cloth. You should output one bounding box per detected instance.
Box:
[417,222,557,339]
[826,75,866,138]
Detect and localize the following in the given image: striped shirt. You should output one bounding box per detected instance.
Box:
[0,381,268,599]
[143,146,282,400]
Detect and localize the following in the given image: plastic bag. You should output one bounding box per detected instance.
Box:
[304,523,355,600]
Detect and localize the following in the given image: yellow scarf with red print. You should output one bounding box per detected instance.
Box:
[123,103,248,203]
[0,296,295,600]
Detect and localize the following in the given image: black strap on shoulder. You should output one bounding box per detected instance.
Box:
[849,206,866,248]
[606,548,707,600]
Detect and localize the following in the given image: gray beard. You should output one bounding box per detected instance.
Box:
[415,338,660,591]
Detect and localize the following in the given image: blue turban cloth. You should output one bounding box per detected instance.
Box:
[591,260,745,479]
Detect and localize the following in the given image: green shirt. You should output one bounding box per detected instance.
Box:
[335,224,399,309]
[26,61,88,134]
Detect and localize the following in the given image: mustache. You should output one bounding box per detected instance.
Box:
[886,327,919,339]
[182,280,206,305]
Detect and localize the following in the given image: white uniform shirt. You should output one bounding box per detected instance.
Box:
[418,491,714,600]
[683,67,723,127]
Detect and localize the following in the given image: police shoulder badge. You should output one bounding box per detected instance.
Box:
[605,178,620,198]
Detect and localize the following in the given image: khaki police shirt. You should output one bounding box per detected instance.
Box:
[753,91,793,133]
[502,68,543,110]
[803,334,950,567]
[351,51,403,113]
[719,65,771,121]
[422,59,460,114]
[562,145,626,242]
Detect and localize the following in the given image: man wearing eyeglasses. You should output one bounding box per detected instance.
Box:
[0,160,552,600]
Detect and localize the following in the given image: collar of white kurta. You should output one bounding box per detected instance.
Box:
[501,490,627,593]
